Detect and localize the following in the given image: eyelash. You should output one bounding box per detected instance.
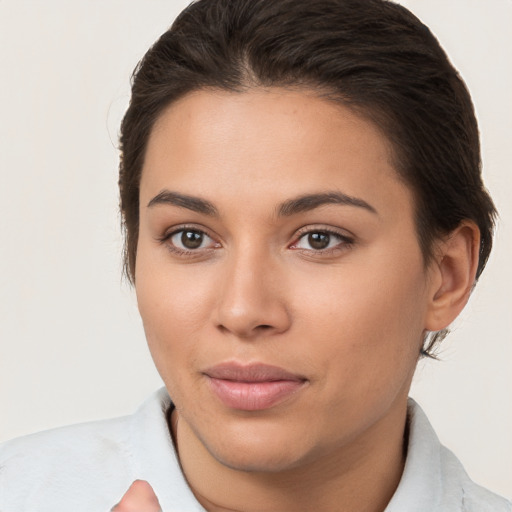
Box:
[157,225,219,257]
[157,225,354,258]
[290,227,354,256]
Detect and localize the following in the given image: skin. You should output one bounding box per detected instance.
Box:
[125,88,478,512]
[112,480,161,512]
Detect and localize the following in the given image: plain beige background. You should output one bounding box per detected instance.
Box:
[0,0,510,499]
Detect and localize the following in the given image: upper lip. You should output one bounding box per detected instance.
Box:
[203,362,306,382]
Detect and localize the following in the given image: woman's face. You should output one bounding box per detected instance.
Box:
[136,88,436,472]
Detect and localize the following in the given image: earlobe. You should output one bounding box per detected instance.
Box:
[425,221,481,332]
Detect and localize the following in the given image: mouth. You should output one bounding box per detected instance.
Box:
[203,362,308,411]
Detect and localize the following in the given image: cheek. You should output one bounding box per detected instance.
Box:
[137,280,208,406]
[135,249,215,378]
[294,252,428,387]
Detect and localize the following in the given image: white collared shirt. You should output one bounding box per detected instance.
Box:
[0,388,510,511]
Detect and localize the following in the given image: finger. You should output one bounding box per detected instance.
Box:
[111,480,162,512]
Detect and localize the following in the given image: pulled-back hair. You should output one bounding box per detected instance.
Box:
[119,0,496,356]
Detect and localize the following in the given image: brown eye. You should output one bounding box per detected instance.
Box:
[169,229,214,251]
[293,229,353,253]
[308,232,330,250]
[181,230,203,249]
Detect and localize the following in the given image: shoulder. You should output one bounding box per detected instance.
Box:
[437,444,512,512]
[0,414,134,510]
[386,399,511,512]
[0,388,174,512]
[0,412,132,468]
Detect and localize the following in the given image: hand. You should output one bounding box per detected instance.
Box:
[111,480,162,512]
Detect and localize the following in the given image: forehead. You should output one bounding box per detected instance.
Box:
[141,88,413,221]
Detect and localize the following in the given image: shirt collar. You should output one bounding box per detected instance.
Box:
[130,390,465,512]
[385,398,463,511]
[129,387,206,511]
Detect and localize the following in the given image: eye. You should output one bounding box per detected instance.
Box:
[291,229,353,252]
[165,228,218,252]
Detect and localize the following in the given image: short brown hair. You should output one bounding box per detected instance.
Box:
[119,0,496,355]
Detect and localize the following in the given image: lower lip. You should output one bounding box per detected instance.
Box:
[207,377,305,411]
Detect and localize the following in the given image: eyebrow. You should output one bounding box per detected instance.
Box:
[147,190,218,216]
[277,192,377,217]
[146,189,377,218]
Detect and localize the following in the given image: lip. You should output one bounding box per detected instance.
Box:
[203,362,307,411]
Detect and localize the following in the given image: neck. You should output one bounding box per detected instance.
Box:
[170,398,408,512]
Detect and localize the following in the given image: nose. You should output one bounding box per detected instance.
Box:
[213,249,291,339]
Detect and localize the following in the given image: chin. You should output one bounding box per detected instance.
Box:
[197,421,318,474]
[209,445,306,474]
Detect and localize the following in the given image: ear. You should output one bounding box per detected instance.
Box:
[425,221,481,332]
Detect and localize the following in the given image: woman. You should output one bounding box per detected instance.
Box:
[1,0,510,510]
